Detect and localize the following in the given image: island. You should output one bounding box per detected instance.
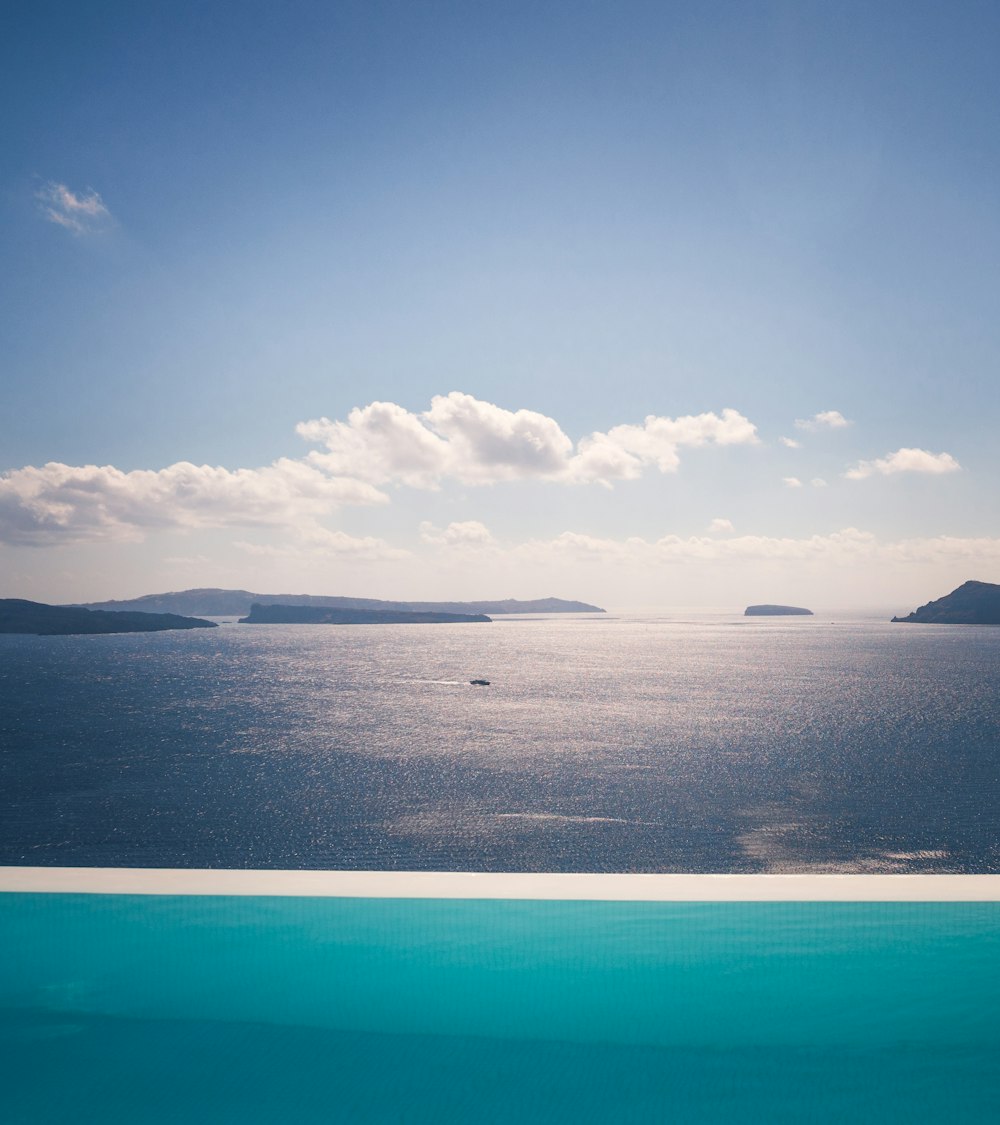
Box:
[744,604,814,617]
[0,598,217,636]
[891,580,1000,624]
[239,604,491,625]
[73,589,604,616]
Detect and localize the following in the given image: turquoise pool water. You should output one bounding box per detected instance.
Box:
[1,894,998,1123]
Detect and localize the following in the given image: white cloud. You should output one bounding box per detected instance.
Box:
[514,531,633,563]
[779,436,801,448]
[591,408,759,478]
[845,448,961,480]
[0,395,761,547]
[0,459,386,546]
[795,410,851,431]
[425,393,576,482]
[299,394,758,488]
[783,477,803,488]
[36,181,112,234]
[708,518,735,533]
[298,401,452,488]
[299,394,576,486]
[511,526,1000,567]
[811,478,828,488]
[235,527,407,561]
[419,520,495,548]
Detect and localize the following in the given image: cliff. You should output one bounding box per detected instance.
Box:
[892,580,1000,624]
[239,604,492,625]
[0,599,217,636]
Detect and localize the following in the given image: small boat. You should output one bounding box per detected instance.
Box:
[469,679,490,686]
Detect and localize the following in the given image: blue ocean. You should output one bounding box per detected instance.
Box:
[2,614,999,1120]
[1,613,998,871]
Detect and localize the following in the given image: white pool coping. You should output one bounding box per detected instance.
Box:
[1,867,999,900]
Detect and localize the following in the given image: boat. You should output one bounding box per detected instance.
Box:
[469,679,490,686]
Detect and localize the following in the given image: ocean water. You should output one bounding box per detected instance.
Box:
[1,613,998,871]
[1,893,998,1124]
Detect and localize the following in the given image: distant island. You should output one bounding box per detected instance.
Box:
[744,604,814,617]
[72,588,604,616]
[0,598,217,636]
[892,580,1000,624]
[240,604,491,625]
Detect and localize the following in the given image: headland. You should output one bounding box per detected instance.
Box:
[892,580,1000,624]
[0,598,217,636]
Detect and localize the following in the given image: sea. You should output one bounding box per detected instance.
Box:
[0,611,998,871]
[3,612,999,1122]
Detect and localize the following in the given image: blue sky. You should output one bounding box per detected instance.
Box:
[2,1,998,609]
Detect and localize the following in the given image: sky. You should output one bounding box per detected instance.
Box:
[2,0,999,611]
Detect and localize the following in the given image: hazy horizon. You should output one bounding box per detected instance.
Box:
[25,584,958,622]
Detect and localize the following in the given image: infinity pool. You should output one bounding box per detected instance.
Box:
[2,874,998,1123]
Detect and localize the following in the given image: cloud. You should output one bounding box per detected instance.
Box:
[36,181,112,234]
[779,436,801,448]
[298,401,453,488]
[708,518,734,533]
[783,477,803,488]
[419,520,495,548]
[795,410,851,431]
[235,526,407,561]
[425,393,576,482]
[811,478,828,488]
[299,393,758,488]
[0,459,386,546]
[589,408,759,478]
[511,526,1000,567]
[844,448,961,480]
[0,394,761,546]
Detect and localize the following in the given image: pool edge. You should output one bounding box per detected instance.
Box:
[1,867,999,900]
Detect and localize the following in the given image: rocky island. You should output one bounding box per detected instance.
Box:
[239,603,491,625]
[0,598,217,636]
[744,604,813,617]
[74,589,604,616]
[892,580,1000,624]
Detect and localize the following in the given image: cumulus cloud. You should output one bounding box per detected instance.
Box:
[419,520,495,548]
[1,394,761,546]
[590,408,759,477]
[426,394,575,481]
[811,478,828,488]
[844,448,961,480]
[783,477,803,488]
[0,459,386,546]
[299,393,758,488]
[779,436,801,448]
[298,401,453,488]
[36,181,112,234]
[708,518,735,533]
[795,410,851,431]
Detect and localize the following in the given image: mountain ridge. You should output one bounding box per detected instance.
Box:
[71,588,605,616]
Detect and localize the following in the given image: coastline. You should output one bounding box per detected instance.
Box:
[2,866,999,900]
